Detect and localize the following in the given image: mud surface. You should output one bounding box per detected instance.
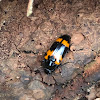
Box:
[0,0,100,100]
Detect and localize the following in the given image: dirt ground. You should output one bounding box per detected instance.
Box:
[0,0,100,100]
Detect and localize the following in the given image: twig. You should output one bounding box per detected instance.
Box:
[27,0,34,17]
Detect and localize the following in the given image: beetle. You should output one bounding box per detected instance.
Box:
[42,35,71,74]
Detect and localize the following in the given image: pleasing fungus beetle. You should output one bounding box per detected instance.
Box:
[42,35,71,74]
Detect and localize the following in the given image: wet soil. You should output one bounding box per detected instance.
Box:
[0,0,100,100]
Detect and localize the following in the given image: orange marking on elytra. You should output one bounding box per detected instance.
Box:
[62,40,69,47]
[56,38,63,42]
[45,50,54,59]
[55,61,60,65]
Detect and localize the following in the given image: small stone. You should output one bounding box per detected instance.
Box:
[20,74,32,85]
[71,33,84,45]
[28,80,46,90]
[33,89,45,99]
[16,76,20,79]
[28,80,47,99]
[52,63,76,84]
[61,63,75,80]
[42,74,55,85]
